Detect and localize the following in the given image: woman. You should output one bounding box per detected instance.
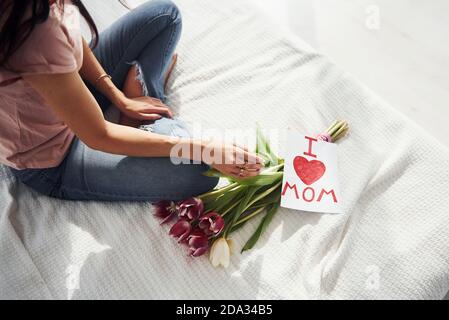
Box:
[0,0,262,201]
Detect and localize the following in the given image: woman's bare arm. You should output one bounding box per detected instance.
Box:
[79,38,172,121]
[79,38,125,107]
[24,72,182,156]
[22,72,263,177]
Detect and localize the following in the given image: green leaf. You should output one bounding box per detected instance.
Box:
[223,202,242,226]
[235,172,283,186]
[241,201,280,253]
[230,217,250,233]
[223,201,248,230]
[207,185,245,213]
[224,186,259,237]
[229,189,281,233]
[256,124,281,167]
[230,190,281,234]
[230,205,266,233]
[199,182,239,202]
[221,195,244,217]
[244,180,282,211]
[250,189,281,209]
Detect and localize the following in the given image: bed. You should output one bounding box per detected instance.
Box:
[1,0,449,299]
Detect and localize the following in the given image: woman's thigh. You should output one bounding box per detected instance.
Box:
[11,118,218,202]
[87,0,182,108]
[57,138,217,202]
[55,117,216,201]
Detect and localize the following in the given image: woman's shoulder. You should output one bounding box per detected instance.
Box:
[6,2,82,77]
[34,1,81,39]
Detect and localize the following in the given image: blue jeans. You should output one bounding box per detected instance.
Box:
[11,0,218,202]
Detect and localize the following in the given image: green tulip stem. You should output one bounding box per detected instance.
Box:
[234,206,267,227]
[198,182,239,200]
[332,122,349,142]
[325,120,339,135]
[324,120,349,143]
[327,121,342,137]
[220,198,242,217]
[243,181,282,212]
[264,163,284,173]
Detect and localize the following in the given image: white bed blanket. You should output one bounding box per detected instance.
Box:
[1,0,449,300]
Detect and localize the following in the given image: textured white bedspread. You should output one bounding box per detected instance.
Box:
[1,0,449,300]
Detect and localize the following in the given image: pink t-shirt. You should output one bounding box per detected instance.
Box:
[0,1,82,169]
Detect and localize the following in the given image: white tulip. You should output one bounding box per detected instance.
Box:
[210,238,232,268]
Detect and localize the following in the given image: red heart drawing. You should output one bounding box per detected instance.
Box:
[293,156,326,185]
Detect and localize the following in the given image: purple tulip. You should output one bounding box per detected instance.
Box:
[153,201,178,224]
[169,219,192,243]
[178,197,204,221]
[198,212,225,236]
[188,229,209,257]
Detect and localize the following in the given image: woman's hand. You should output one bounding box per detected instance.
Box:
[118,96,174,121]
[203,142,264,179]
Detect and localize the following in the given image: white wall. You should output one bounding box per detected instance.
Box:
[250,0,449,147]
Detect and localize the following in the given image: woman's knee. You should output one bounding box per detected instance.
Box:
[142,0,182,25]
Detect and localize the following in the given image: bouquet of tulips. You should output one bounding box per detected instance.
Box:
[154,121,349,268]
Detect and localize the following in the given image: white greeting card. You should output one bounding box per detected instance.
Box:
[281,131,343,214]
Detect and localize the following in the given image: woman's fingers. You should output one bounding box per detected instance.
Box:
[148,105,173,117]
[138,113,163,121]
[138,97,173,117]
[235,150,264,166]
[233,143,249,152]
[240,170,260,178]
[245,151,264,165]
[149,98,171,109]
[141,106,173,118]
[227,166,260,179]
[160,107,174,118]
[244,163,263,170]
[148,97,163,104]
